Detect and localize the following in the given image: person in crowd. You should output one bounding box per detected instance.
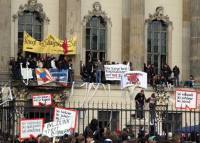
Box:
[148,136,157,143]
[161,64,172,86]
[172,65,180,86]
[38,135,50,143]
[135,90,146,119]
[84,118,99,141]
[86,59,94,83]
[96,59,103,83]
[146,93,157,124]
[184,75,195,88]
[68,58,73,83]
[137,126,145,143]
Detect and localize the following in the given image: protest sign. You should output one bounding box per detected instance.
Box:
[20,118,44,139]
[32,94,52,106]
[104,64,129,81]
[54,107,78,129]
[121,71,147,89]
[43,119,72,137]
[175,90,197,109]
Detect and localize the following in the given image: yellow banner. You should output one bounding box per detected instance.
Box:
[23,32,76,55]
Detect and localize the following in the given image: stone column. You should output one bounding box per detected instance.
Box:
[182,0,191,80]
[65,0,81,79]
[0,0,11,78]
[129,0,145,70]
[59,0,67,39]
[190,0,200,79]
[122,0,130,62]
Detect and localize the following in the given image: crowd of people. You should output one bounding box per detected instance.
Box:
[144,63,180,88]
[9,53,73,82]
[14,118,199,143]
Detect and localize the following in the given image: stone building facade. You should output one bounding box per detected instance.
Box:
[0,0,199,80]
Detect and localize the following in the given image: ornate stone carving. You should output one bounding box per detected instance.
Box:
[13,0,49,23]
[146,6,172,25]
[82,1,112,26]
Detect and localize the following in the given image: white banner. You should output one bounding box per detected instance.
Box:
[32,94,52,106]
[175,90,197,109]
[121,71,147,89]
[104,64,129,81]
[20,118,43,139]
[43,119,72,137]
[54,107,78,129]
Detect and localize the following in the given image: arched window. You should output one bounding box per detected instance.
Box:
[18,11,43,53]
[147,20,167,73]
[86,16,106,63]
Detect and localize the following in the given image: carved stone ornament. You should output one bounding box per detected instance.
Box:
[82,1,112,26]
[146,6,172,25]
[12,0,49,23]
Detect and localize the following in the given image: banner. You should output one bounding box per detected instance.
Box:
[43,119,72,137]
[20,118,44,139]
[49,69,68,85]
[35,68,54,85]
[104,64,130,81]
[175,89,197,109]
[32,94,52,107]
[23,32,76,55]
[54,107,78,129]
[121,71,147,89]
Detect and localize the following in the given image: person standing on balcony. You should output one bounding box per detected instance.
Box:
[96,59,103,83]
[135,90,146,119]
[172,65,180,87]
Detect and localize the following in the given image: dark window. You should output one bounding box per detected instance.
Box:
[86,16,106,63]
[98,111,119,131]
[147,20,168,74]
[18,11,43,54]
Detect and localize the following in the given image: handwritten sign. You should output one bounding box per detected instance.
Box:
[43,119,72,137]
[20,118,44,139]
[54,107,78,129]
[104,64,129,81]
[32,94,52,106]
[176,90,197,109]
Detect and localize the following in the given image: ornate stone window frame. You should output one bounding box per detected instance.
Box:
[12,0,49,57]
[145,6,173,66]
[81,2,112,63]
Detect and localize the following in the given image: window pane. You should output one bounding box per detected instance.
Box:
[25,15,32,24]
[18,24,24,32]
[86,36,90,49]
[18,32,23,39]
[99,29,105,50]
[147,54,151,65]
[86,29,90,36]
[18,16,24,24]
[92,29,97,50]
[34,33,41,41]
[25,25,32,32]
[90,17,98,27]
[147,39,151,52]
[33,25,42,33]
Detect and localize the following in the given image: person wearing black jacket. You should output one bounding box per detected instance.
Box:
[135,90,146,119]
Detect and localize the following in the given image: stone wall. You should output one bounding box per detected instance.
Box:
[0,0,11,76]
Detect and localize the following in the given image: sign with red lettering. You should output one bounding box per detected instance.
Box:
[32,94,52,107]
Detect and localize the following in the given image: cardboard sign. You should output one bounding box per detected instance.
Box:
[32,94,52,106]
[49,69,68,85]
[121,71,147,89]
[43,119,72,137]
[20,118,44,139]
[54,107,78,129]
[175,90,197,109]
[104,64,129,81]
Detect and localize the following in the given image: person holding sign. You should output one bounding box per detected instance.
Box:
[135,90,146,119]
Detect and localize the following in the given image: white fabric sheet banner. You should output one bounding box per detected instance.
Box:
[121,71,147,89]
[175,90,197,109]
[104,64,130,81]
[43,119,72,137]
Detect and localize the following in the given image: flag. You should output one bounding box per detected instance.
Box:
[35,68,54,85]
[62,38,68,55]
